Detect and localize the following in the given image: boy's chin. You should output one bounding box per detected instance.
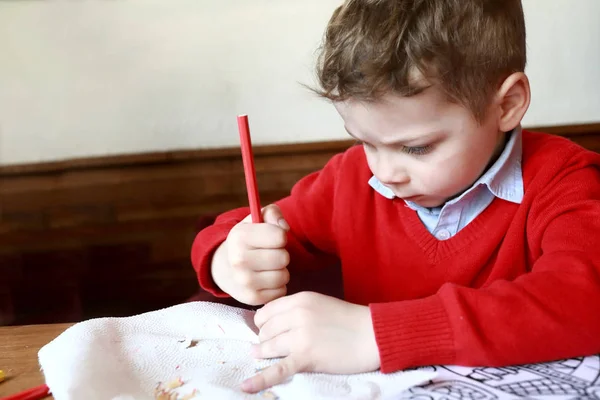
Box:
[403,195,445,208]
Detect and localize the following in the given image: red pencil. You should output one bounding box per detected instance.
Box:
[237,115,263,223]
[0,384,50,400]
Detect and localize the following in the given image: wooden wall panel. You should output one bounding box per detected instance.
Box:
[0,123,598,325]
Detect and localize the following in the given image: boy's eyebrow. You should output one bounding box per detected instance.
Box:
[344,126,441,146]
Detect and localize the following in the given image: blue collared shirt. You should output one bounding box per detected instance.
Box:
[368,127,524,240]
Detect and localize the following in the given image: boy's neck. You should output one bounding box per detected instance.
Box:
[487,130,512,171]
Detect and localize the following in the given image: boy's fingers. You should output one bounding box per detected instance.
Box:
[240,205,289,231]
[233,223,287,249]
[252,269,290,290]
[252,331,291,359]
[258,311,296,342]
[240,211,256,223]
[254,292,305,328]
[262,205,290,231]
[255,287,287,304]
[246,249,290,271]
[241,355,302,393]
[238,287,286,307]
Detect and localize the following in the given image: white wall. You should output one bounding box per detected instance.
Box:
[0,0,599,166]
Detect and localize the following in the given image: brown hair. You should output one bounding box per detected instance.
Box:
[314,0,526,121]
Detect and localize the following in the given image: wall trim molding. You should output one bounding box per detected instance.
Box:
[2,123,599,177]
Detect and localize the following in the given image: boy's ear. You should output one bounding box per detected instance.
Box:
[494,72,531,132]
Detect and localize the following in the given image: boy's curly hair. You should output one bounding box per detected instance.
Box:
[314,0,526,121]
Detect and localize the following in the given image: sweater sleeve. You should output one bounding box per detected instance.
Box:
[191,151,345,297]
[370,155,600,373]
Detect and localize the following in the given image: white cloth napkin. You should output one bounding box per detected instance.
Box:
[38,301,436,400]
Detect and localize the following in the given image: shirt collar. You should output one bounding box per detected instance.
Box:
[475,125,524,204]
[368,126,524,207]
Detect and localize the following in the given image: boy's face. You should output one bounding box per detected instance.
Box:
[334,85,505,208]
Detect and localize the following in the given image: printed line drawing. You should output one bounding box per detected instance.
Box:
[401,355,600,399]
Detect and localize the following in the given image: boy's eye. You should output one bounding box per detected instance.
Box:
[403,145,432,155]
[356,139,431,155]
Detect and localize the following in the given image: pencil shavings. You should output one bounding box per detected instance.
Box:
[155,391,178,400]
[165,377,185,390]
[260,390,279,399]
[154,378,199,400]
[177,337,200,349]
[181,390,200,400]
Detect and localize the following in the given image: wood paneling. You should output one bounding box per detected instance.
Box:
[1,123,599,325]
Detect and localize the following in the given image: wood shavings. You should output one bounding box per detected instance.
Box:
[259,390,279,399]
[155,391,178,400]
[177,337,200,349]
[181,390,200,400]
[165,377,185,390]
[154,378,199,400]
[154,382,177,400]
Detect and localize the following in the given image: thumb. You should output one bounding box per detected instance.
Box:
[262,204,290,231]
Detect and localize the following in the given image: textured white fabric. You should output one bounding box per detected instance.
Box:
[38,302,436,400]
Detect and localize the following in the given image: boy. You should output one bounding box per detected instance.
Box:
[191,0,600,394]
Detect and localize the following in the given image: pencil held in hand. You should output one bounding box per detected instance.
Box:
[237,115,263,223]
[210,114,291,306]
[224,204,291,305]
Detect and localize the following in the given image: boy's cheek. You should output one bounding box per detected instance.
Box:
[416,168,446,191]
[418,171,460,199]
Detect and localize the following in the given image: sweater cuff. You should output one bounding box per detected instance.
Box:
[191,224,235,298]
[370,295,455,373]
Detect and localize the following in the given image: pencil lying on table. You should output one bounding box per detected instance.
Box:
[0,383,50,400]
[237,114,263,223]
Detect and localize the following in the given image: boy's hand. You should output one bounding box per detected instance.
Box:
[241,292,381,393]
[211,205,291,306]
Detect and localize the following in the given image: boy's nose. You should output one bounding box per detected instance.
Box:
[379,175,409,187]
[377,168,410,186]
[372,152,410,186]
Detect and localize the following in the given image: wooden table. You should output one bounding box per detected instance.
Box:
[0,323,71,399]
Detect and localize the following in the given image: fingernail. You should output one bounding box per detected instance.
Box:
[278,218,290,230]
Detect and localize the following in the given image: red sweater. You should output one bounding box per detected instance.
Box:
[191,130,600,372]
